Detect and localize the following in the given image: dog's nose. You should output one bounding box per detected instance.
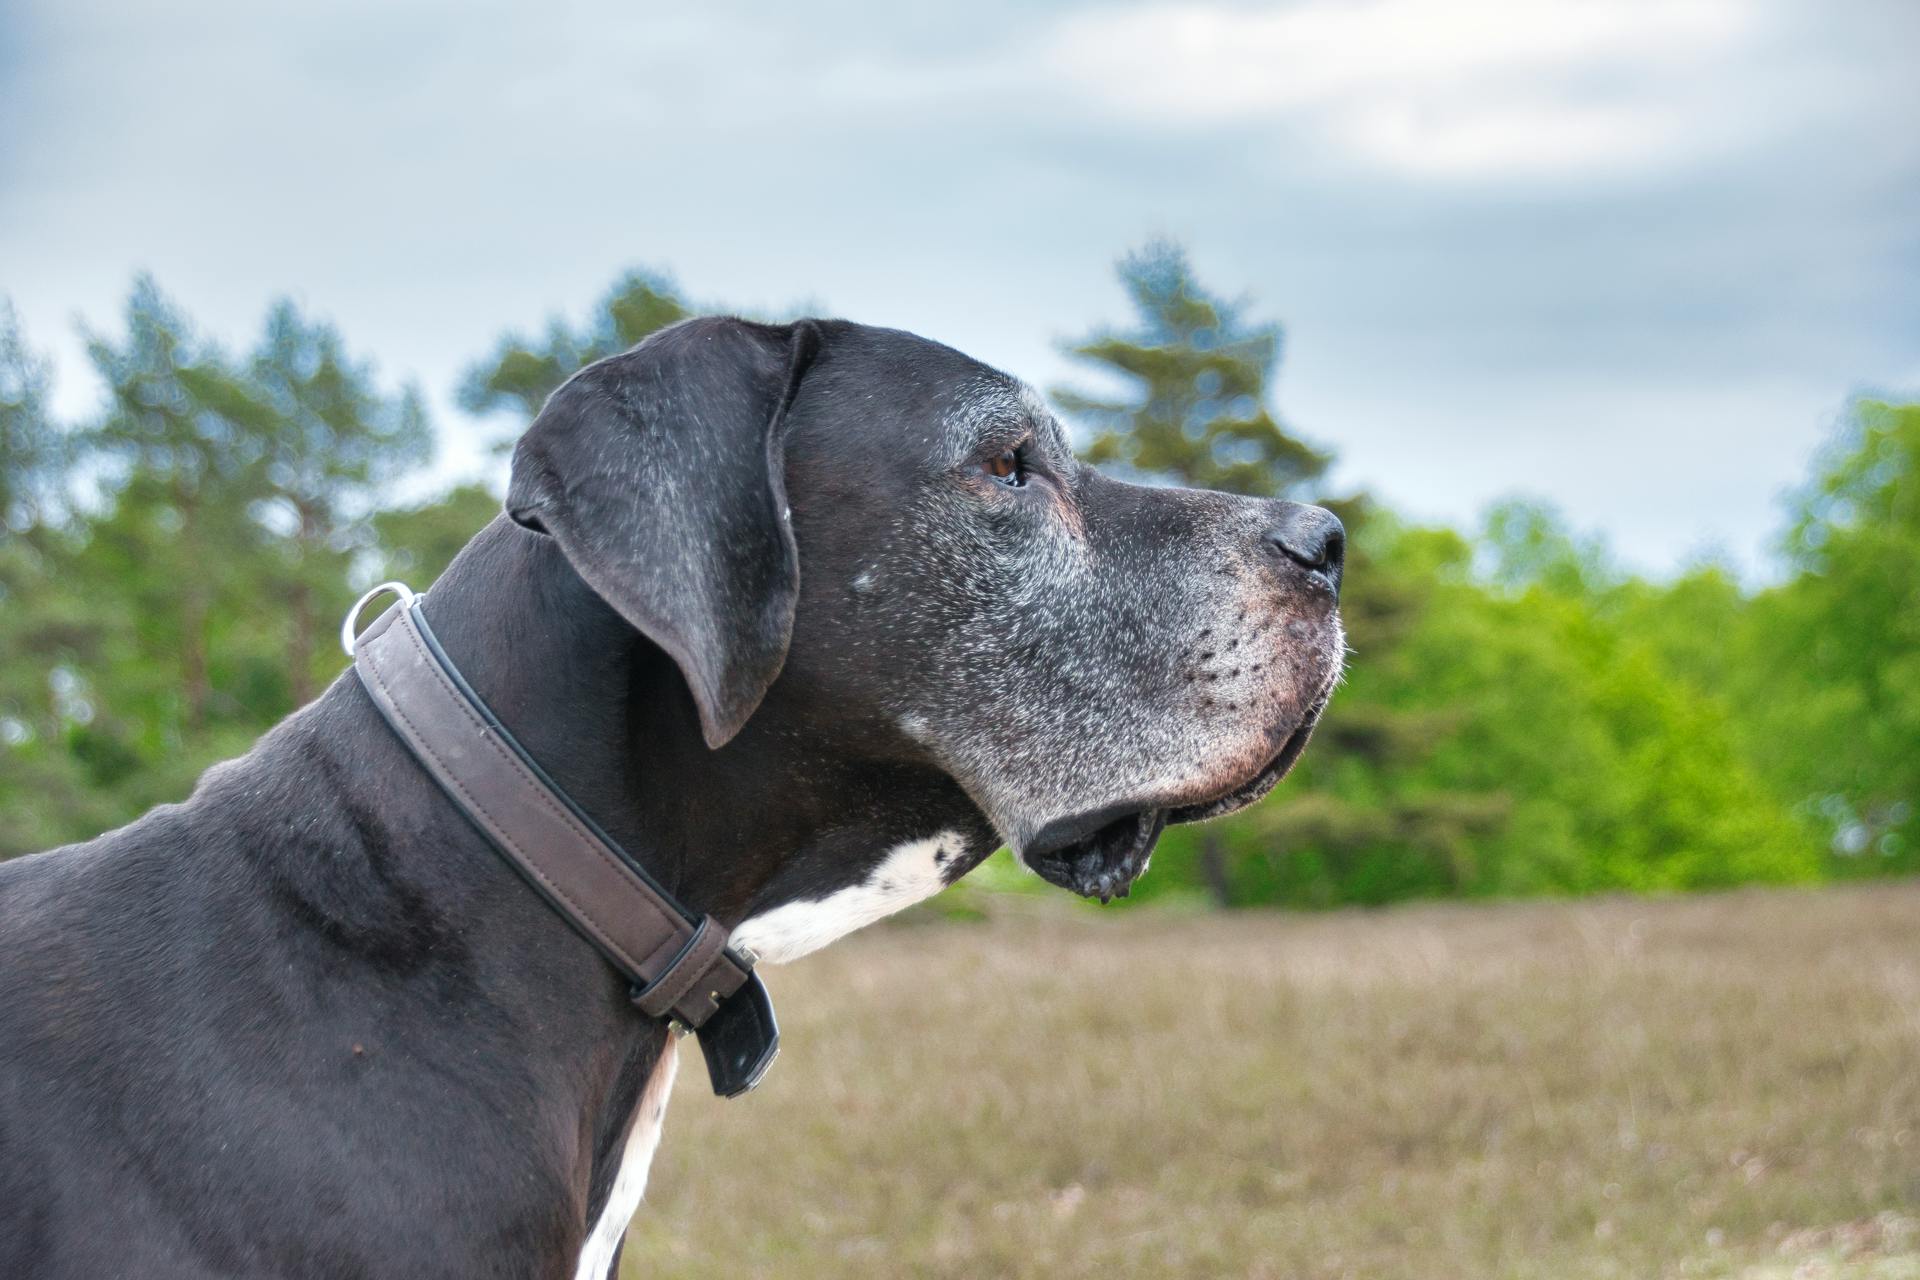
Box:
[1264,504,1345,590]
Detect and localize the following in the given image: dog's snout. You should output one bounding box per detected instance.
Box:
[1263,504,1345,589]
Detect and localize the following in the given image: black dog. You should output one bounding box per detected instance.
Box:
[0,317,1345,1278]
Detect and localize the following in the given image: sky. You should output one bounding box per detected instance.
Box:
[3,0,1915,576]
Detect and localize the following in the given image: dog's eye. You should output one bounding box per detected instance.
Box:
[985,447,1027,487]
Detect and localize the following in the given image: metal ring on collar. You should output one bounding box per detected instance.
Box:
[340,581,419,657]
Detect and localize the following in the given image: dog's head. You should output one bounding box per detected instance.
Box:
[507,317,1344,902]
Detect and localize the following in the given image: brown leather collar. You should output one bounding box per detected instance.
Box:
[344,584,778,1097]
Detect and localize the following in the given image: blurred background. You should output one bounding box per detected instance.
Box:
[2,0,1916,1275]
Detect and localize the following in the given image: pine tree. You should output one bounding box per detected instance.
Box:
[370,483,505,588]
[1057,241,1330,499]
[458,269,691,430]
[248,301,431,701]
[0,303,103,856]
[0,300,64,537]
[82,278,273,735]
[1055,242,1501,907]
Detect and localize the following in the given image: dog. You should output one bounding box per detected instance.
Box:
[0,316,1345,1279]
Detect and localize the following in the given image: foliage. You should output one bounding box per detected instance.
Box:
[458,269,691,429]
[0,262,1905,910]
[0,283,448,856]
[1761,401,1920,868]
[1056,239,1329,498]
[0,300,64,534]
[1660,401,1920,873]
[248,300,433,701]
[369,483,504,586]
[1357,507,1818,897]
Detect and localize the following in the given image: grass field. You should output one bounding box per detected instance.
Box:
[622,884,1920,1279]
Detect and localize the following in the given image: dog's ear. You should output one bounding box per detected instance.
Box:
[507,316,824,748]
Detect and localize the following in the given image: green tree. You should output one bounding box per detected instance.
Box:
[80,277,274,736]
[1400,504,1818,896]
[1057,241,1329,498]
[0,303,109,855]
[0,281,441,857]
[249,301,431,701]
[459,269,690,429]
[369,483,503,589]
[1737,400,1920,870]
[1,300,65,536]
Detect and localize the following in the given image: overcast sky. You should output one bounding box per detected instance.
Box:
[3,0,1915,575]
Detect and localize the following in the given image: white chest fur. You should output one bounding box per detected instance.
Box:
[574,1044,678,1280]
[572,829,967,1276]
[729,829,966,965]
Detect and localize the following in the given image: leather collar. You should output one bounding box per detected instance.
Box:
[344,583,779,1097]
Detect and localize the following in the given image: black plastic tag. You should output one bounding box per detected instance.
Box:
[696,971,779,1098]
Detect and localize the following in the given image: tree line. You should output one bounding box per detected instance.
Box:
[2,248,1914,907]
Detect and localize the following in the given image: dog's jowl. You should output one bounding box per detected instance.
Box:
[0,317,1344,1279]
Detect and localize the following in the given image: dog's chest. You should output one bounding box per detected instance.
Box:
[575,1046,679,1280]
[570,829,966,1276]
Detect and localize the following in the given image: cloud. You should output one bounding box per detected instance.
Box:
[1037,0,1758,177]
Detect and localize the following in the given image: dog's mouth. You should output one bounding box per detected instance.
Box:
[1022,807,1169,904]
[1166,707,1323,826]
[1020,700,1328,902]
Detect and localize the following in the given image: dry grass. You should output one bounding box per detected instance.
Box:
[622,884,1920,1278]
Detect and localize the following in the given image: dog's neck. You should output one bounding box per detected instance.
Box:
[272,513,985,1023]
[410,516,721,910]
[407,516,985,926]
